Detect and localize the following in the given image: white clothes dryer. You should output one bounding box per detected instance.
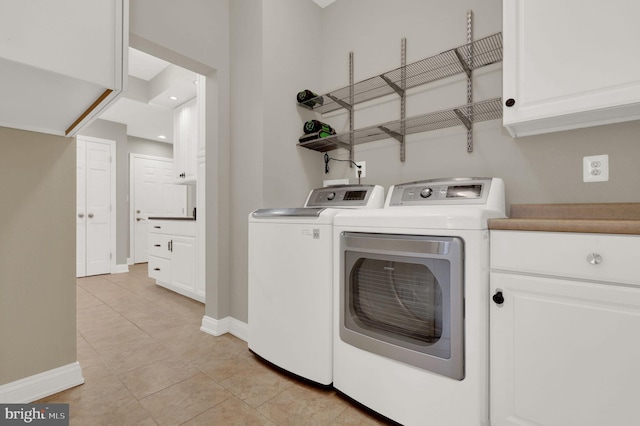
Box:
[332,177,505,425]
[248,184,384,386]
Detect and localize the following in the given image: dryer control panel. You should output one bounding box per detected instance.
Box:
[387,178,493,206]
[305,184,384,208]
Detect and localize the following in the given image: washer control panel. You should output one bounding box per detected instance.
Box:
[388,178,493,206]
[306,185,382,208]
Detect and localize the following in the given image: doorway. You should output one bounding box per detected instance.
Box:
[76,136,116,277]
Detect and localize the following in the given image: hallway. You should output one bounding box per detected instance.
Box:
[38,264,384,425]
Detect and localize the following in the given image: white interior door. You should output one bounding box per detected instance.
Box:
[77,137,113,277]
[131,155,187,264]
[76,142,87,277]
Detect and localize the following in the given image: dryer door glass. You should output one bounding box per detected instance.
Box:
[352,258,445,348]
[340,232,464,380]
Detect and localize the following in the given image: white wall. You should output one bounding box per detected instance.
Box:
[128,136,173,158]
[229,0,264,322]
[227,0,323,323]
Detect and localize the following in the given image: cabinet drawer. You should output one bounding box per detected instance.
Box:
[149,220,172,234]
[149,233,171,258]
[172,221,196,237]
[491,231,640,286]
[148,256,171,283]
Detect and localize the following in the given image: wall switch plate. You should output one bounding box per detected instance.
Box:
[583,155,609,182]
[355,161,366,178]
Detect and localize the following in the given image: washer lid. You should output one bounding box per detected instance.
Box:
[252,208,325,218]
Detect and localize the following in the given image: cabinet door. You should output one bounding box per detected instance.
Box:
[502,0,640,137]
[173,98,197,183]
[171,236,196,293]
[490,272,640,426]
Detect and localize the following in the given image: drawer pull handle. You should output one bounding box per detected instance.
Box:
[154,226,161,229]
[154,244,161,247]
[587,253,602,265]
[154,268,160,271]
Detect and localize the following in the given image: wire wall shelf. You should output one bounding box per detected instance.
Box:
[298,98,503,152]
[298,32,503,114]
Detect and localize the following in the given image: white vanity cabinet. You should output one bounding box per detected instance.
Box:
[489,230,640,426]
[148,220,202,302]
[502,0,640,137]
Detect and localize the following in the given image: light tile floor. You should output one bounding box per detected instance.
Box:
[38,264,388,425]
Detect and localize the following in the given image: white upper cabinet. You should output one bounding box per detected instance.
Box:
[0,0,128,136]
[173,97,198,184]
[502,0,640,137]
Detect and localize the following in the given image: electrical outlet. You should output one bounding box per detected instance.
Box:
[583,155,609,182]
[355,161,366,178]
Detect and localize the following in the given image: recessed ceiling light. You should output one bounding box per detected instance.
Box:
[158,135,167,139]
[169,96,179,101]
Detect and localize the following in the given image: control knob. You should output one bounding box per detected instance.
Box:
[420,187,433,198]
[327,192,336,201]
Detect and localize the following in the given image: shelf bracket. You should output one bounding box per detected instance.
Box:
[380,75,404,97]
[378,126,404,143]
[453,49,472,79]
[453,108,472,131]
[326,94,353,112]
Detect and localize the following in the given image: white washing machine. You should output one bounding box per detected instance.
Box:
[248,184,384,386]
[333,177,505,426]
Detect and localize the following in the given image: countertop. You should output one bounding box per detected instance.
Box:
[148,217,196,221]
[488,203,640,235]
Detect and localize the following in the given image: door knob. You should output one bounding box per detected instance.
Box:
[492,290,504,305]
[88,213,94,218]
[78,213,84,218]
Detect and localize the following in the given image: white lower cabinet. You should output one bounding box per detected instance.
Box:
[148,220,203,302]
[490,231,640,426]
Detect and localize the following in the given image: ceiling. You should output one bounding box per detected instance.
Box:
[99,48,197,143]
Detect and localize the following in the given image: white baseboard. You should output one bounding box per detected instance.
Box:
[228,317,248,342]
[114,264,129,274]
[200,315,248,342]
[0,362,84,403]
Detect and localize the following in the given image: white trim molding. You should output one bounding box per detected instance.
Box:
[114,264,129,274]
[200,315,248,342]
[0,362,84,403]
